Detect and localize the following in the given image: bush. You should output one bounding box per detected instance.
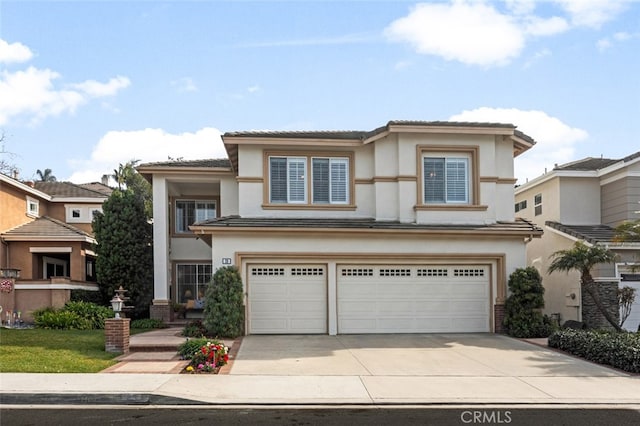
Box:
[34,310,90,330]
[181,319,208,337]
[203,266,245,338]
[503,267,556,338]
[130,318,167,329]
[33,301,113,330]
[177,338,229,373]
[548,329,640,373]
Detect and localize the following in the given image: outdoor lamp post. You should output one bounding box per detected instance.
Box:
[110,294,124,319]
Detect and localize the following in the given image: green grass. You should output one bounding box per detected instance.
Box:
[0,328,146,373]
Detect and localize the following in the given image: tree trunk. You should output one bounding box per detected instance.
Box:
[582,276,622,332]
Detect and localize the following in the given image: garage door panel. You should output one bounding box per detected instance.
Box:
[249,264,327,334]
[338,265,490,333]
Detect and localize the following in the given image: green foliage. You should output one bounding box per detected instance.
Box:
[503,267,557,338]
[130,318,167,329]
[614,219,640,243]
[548,329,640,373]
[113,159,152,217]
[618,286,637,327]
[93,188,153,319]
[181,319,208,337]
[33,302,113,330]
[177,337,210,359]
[203,266,245,338]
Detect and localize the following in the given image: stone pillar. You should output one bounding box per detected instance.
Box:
[581,281,619,330]
[494,304,505,333]
[150,301,171,322]
[105,318,131,353]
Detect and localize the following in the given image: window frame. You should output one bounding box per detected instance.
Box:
[416,145,482,210]
[534,193,542,216]
[26,196,39,217]
[173,198,218,235]
[175,263,212,304]
[264,151,355,209]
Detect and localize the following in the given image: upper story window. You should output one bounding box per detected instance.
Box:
[268,155,350,206]
[515,200,527,213]
[26,197,39,217]
[423,156,469,204]
[175,200,217,233]
[534,193,542,216]
[66,205,103,223]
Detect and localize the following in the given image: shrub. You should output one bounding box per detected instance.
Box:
[203,266,245,338]
[548,329,640,373]
[503,267,556,338]
[34,310,90,330]
[70,289,103,304]
[181,319,208,337]
[130,318,167,329]
[63,301,112,329]
[178,338,229,373]
[33,301,113,330]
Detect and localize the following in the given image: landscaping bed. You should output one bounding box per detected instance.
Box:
[548,329,640,374]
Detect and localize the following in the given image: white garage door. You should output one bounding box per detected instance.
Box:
[248,265,327,334]
[621,275,640,332]
[338,265,490,333]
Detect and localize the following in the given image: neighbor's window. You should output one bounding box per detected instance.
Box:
[26,197,39,217]
[423,157,469,204]
[534,193,542,216]
[175,200,217,233]
[269,155,349,205]
[176,264,212,303]
[515,200,527,213]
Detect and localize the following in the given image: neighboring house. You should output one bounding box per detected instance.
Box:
[140,120,542,335]
[0,174,111,322]
[515,152,640,331]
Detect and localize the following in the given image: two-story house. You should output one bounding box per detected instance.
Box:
[0,173,110,322]
[141,120,542,335]
[515,152,640,331]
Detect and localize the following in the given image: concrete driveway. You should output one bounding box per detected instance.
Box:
[230,334,624,377]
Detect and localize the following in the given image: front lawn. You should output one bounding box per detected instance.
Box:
[0,328,143,373]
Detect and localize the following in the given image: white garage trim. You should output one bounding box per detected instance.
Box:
[248,264,327,334]
[337,265,491,333]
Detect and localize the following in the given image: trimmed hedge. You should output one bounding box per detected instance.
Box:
[33,301,113,330]
[130,318,167,329]
[548,329,640,373]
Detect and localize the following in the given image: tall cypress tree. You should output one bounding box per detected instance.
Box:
[93,188,153,319]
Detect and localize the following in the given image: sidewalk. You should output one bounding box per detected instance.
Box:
[1,329,640,406]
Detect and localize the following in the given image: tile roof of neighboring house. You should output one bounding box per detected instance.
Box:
[77,182,113,196]
[191,216,543,235]
[546,221,617,244]
[553,151,640,172]
[138,159,231,168]
[1,216,95,242]
[34,181,108,199]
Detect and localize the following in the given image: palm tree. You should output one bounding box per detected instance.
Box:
[548,241,621,331]
[36,168,56,182]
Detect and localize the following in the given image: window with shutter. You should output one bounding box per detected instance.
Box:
[423,156,469,204]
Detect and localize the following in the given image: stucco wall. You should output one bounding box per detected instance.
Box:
[558,177,601,224]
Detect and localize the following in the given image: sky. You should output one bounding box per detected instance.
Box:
[0,0,639,185]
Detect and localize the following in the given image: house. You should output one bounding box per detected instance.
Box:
[0,173,111,322]
[514,152,640,331]
[139,120,542,335]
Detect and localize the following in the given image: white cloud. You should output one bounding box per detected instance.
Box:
[0,39,33,64]
[70,76,130,97]
[554,0,628,28]
[247,85,260,93]
[449,107,588,184]
[384,2,525,67]
[523,48,551,68]
[67,127,227,183]
[0,38,130,126]
[385,0,628,67]
[171,77,198,93]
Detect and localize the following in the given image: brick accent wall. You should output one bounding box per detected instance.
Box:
[105,318,131,353]
[582,281,619,330]
[150,303,171,322]
[494,304,505,333]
